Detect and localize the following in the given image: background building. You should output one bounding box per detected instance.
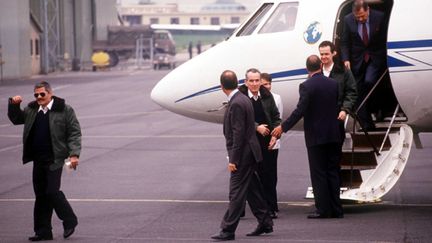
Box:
[119,1,249,26]
[0,0,118,80]
[118,0,250,50]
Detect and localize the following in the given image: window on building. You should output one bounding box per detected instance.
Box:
[150,18,159,24]
[190,17,200,25]
[30,40,33,56]
[170,17,179,24]
[236,3,273,36]
[35,39,39,56]
[210,17,220,25]
[124,15,142,26]
[231,17,240,24]
[259,2,299,34]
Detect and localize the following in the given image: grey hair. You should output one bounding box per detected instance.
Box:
[34,81,52,93]
[245,68,261,79]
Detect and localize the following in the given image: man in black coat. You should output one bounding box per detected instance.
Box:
[238,68,281,218]
[340,0,387,131]
[8,81,81,241]
[211,70,273,241]
[272,55,343,218]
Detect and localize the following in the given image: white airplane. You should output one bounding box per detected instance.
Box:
[151,0,432,202]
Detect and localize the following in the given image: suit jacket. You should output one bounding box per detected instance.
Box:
[223,91,262,166]
[281,73,342,147]
[340,9,387,75]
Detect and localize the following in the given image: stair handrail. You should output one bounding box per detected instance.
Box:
[355,69,389,115]
[349,111,380,156]
[379,104,400,153]
[344,69,389,188]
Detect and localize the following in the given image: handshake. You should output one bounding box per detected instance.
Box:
[257,124,283,150]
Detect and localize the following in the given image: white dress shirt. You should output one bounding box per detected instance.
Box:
[38,99,54,114]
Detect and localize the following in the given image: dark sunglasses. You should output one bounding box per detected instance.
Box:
[34,92,46,98]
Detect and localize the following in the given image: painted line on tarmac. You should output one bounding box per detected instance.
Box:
[1,198,431,208]
[83,134,224,139]
[0,198,312,206]
[0,233,377,243]
[78,110,167,119]
[0,134,223,139]
[67,235,379,242]
[52,84,72,91]
[0,124,11,128]
[0,144,22,152]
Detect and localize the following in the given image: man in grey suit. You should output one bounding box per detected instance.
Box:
[211,70,273,241]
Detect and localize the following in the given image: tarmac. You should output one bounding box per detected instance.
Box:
[0,60,432,242]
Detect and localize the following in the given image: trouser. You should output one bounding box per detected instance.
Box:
[257,149,279,212]
[355,60,384,129]
[220,162,273,233]
[306,143,343,216]
[33,162,77,236]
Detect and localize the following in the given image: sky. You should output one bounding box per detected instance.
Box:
[119,0,262,12]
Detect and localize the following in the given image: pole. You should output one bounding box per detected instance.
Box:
[41,0,50,74]
[0,43,3,83]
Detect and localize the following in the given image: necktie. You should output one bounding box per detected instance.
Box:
[362,23,370,62]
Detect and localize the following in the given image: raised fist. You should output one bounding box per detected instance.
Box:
[10,96,23,104]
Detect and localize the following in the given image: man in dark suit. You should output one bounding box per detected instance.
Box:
[211,70,273,241]
[340,0,387,131]
[272,55,343,219]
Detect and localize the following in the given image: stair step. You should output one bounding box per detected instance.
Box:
[340,170,362,188]
[340,151,377,170]
[350,132,391,150]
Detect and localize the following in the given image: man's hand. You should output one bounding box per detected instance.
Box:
[10,96,22,105]
[69,156,79,170]
[257,124,270,136]
[271,125,283,138]
[338,110,347,121]
[228,163,237,173]
[268,136,278,150]
[344,61,351,70]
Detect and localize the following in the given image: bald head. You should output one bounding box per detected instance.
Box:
[306,55,322,73]
[220,70,238,90]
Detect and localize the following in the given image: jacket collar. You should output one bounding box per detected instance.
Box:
[28,96,66,112]
[238,84,272,99]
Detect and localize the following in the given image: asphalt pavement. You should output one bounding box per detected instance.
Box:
[0,68,431,243]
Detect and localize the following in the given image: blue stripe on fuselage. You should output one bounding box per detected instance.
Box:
[174,39,432,103]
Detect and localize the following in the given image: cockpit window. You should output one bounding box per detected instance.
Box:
[236,3,274,36]
[259,2,298,34]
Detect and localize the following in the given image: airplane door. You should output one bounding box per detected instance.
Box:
[334,0,400,124]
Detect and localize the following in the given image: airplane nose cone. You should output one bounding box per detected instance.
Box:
[151,72,175,111]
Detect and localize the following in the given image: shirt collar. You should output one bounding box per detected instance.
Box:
[227,89,239,101]
[247,89,261,101]
[323,63,334,77]
[38,98,54,114]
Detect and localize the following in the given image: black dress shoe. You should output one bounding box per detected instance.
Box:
[246,225,273,236]
[210,231,235,241]
[28,234,53,241]
[307,213,332,219]
[63,227,75,239]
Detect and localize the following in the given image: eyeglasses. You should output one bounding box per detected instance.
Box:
[34,92,46,98]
